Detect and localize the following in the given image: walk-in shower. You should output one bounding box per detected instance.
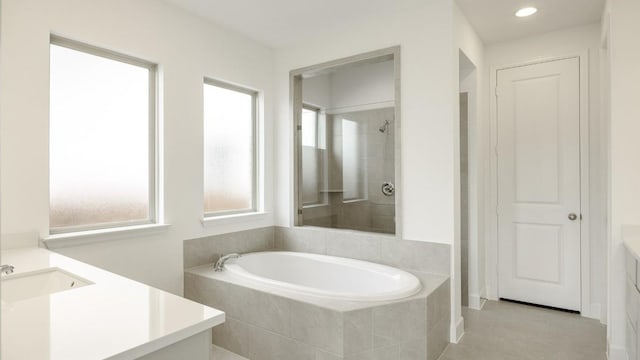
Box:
[292,47,400,235]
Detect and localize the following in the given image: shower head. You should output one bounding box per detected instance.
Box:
[379,120,391,133]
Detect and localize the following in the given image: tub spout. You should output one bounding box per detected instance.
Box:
[214,253,241,272]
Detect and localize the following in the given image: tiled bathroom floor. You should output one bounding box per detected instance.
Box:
[439,300,606,360]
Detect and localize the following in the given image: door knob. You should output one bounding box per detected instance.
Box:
[568,213,577,221]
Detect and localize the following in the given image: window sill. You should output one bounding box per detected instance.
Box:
[302,203,329,209]
[343,199,368,204]
[41,223,171,249]
[201,211,268,227]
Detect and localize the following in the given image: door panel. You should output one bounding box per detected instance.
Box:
[497,57,581,311]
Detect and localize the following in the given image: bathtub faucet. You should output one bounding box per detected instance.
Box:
[214,253,241,272]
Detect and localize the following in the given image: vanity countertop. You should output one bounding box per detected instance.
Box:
[1,247,224,360]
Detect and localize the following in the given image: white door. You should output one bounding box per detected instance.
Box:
[496,57,581,311]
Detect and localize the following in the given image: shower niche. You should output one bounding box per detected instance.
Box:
[291,47,400,235]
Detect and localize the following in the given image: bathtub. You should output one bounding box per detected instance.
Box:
[222,251,421,302]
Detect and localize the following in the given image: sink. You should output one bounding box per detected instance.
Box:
[1,268,93,303]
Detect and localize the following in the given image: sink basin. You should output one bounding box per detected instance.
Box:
[1,268,93,303]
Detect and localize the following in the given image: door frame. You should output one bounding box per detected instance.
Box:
[486,51,595,318]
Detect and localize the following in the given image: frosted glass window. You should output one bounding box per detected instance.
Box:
[302,108,317,147]
[204,80,257,215]
[49,40,155,232]
[342,119,366,200]
[301,107,319,205]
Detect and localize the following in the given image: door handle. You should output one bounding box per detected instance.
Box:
[568,213,577,221]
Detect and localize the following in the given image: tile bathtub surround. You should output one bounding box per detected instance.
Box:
[183,227,274,268]
[185,267,450,360]
[183,226,450,276]
[274,226,451,275]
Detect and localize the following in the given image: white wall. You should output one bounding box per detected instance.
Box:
[274,0,457,340]
[605,0,640,356]
[455,3,486,318]
[0,0,275,294]
[274,1,456,244]
[480,22,605,320]
[454,3,485,341]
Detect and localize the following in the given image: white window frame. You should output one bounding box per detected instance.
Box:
[48,35,158,234]
[203,78,259,218]
[301,104,328,207]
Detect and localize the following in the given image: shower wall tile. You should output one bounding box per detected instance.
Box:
[183,226,274,268]
[370,215,395,234]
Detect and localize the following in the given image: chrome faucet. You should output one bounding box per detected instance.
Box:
[214,253,240,272]
[1,265,15,275]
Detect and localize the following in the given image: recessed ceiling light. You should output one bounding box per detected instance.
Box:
[515,7,538,17]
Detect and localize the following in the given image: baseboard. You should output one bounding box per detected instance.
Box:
[582,303,601,321]
[607,342,627,360]
[450,316,465,343]
[468,294,486,310]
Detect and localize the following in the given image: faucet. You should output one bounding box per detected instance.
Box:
[1,265,14,275]
[214,253,240,272]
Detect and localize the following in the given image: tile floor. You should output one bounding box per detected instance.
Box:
[439,300,606,360]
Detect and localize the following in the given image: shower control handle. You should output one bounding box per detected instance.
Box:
[381,182,395,196]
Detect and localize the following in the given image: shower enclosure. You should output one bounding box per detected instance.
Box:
[292,48,399,235]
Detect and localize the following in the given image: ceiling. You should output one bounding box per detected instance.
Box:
[456,0,605,44]
[164,0,605,48]
[163,0,423,49]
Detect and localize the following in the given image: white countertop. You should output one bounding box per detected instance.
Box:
[623,225,640,261]
[1,247,224,360]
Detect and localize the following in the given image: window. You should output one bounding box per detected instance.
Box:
[301,106,320,205]
[203,79,258,216]
[49,37,156,233]
[301,107,318,147]
[342,118,366,201]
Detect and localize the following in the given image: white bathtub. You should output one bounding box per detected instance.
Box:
[223,251,421,302]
